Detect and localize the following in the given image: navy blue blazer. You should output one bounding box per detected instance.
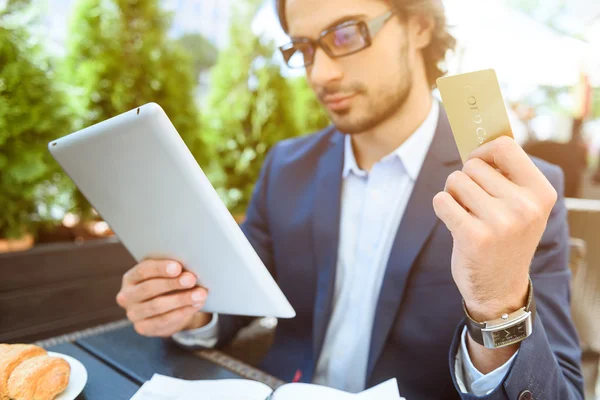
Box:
[217,108,584,399]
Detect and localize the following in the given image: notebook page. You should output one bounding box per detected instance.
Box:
[130,374,273,400]
[176,380,273,400]
[356,378,404,400]
[270,383,355,400]
[271,378,404,400]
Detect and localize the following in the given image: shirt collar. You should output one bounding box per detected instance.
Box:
[342,99,439,181]
[343,134,366,178]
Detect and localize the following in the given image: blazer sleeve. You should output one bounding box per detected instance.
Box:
[448,164,585,399]
[216,145,279,347]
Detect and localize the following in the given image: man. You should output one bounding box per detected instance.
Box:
[116,0,584,398]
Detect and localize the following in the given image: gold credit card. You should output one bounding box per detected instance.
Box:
[436,69,513,163]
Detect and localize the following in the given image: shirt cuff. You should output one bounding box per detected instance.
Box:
[171,313,220,348]
[454,326,518,396]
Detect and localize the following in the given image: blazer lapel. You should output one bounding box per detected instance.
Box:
[367,108,463,376]
[311,128,345,368]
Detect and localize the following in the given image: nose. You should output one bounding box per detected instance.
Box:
[307,48,343,88]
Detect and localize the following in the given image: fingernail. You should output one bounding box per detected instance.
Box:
[192,290,206,302]
[166,263,179,276]
[180,275,195,287]
[193,303,203,308]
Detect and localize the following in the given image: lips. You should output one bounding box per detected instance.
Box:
[322,93,356,111]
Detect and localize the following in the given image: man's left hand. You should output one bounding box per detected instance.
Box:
[433,136,557,322]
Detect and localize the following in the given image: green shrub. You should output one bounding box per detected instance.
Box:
[203,3,301,214]
[0,3,73,239]
[62,0,207,218]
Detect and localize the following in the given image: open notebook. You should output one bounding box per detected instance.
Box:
[129,374,405,400]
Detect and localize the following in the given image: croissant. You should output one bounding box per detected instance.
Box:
[7,355,70,400]
[0,345,47,400]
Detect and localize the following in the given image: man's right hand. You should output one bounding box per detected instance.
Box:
[116,260,212,337]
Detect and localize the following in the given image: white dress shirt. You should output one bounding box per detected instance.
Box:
[172,99,515,396]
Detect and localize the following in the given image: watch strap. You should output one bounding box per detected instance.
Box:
[463,277,536,347]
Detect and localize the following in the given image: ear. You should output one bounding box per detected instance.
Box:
[408,13,435,50]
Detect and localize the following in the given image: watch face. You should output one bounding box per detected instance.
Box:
[492,322,527,347]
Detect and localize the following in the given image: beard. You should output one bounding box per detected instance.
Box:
[316,45,413,134]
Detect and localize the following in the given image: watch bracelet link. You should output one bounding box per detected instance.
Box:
[463,277,536,348]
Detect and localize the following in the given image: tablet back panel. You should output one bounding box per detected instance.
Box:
[49,103,295,318]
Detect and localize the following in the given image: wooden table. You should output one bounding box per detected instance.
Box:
[35,320,284,399]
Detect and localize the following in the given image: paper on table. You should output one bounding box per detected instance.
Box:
[270,378,404,400]
[129,374,273,400]
[129,381,178,400]
[129,374,405,400]
[270,383,356,399]
[356,378,404,400]
[176,380,272,400]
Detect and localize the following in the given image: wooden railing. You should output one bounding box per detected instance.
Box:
[0,237,135,343]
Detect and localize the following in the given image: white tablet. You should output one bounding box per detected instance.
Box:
[49,103,295,319]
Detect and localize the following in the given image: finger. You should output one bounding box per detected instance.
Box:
[467,136,547,192]
[444,171,495,220]
[134,306,199,338]
[122,260,182,287]
[121,272,199,305]
[462,158,516,199]
[127,287,208,322]
[432,191,477,234]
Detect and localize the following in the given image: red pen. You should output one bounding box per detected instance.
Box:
[292,369,302,383]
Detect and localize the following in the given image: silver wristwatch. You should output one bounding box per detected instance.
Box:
[463,277,536,349]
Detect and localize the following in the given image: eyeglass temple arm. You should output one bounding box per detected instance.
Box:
[367,10,394,35]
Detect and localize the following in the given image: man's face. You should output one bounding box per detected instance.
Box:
[285,0,415,134]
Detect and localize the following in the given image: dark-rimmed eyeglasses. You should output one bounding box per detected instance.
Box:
[279,10,394,69]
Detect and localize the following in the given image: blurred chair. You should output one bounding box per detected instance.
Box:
[222,317,278,367]
[567,198,600,399]
[523,140,588,198]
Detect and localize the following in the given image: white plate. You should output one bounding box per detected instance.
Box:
[47,351,88,400]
